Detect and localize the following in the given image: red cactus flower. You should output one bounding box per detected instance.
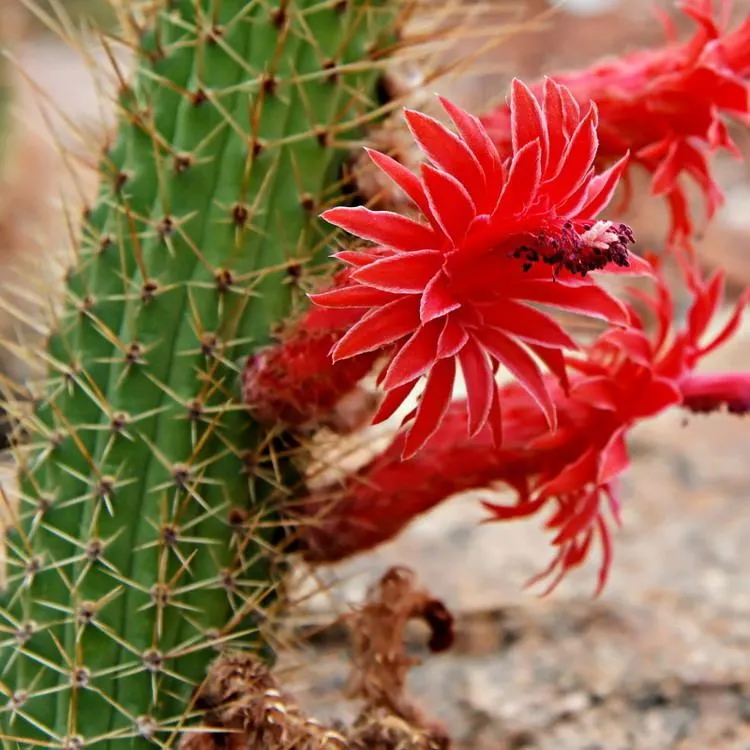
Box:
[480,0,750,247]
[312,81,650,458]
[298,255,749,594]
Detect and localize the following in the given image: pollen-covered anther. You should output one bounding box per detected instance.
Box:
[579,221,635,267]
[516,221,636,277]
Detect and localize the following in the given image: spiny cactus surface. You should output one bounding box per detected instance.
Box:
[0,0,401,746]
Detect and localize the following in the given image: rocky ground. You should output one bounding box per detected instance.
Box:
[1,1,750,747]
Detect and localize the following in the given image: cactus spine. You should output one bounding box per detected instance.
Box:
[0,0,401,745]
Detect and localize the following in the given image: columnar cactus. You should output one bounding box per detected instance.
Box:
[0,0,404,745]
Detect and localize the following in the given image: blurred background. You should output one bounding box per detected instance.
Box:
[1,1,750,747]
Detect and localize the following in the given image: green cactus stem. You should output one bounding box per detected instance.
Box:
[0,0,404,746]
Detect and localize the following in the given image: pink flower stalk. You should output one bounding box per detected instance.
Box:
[480,0,750,247]
[298,256,749,594]
[312,82,650,458]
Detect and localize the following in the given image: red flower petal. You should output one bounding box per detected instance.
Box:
[322,206,439,251]
[487,383,504,445]
[458,337,495,436]
[547,107,598,205]
[594,515,613,596]
[402,358,457,457]
[478,328,556,429]
[351,250,442,294]
[381,320,443,390]
[542,78,568,168]
[598,328,653,366]
[481,299,578,350]
[421,163,476,245]
[540,448,598,500]
[333,249,385,267]
[483,496,547,521]
[558,83,581,138]
[438,96,504,208]
[597,250,654,278]
[687,268,724,340]
[332,296,419,360]
[420,272,461,323]
[494,139,542,218]
[552,488,600,546]
[569,376,618,410]
[365,148,434,220]
[510,78,550,168]
[372,379,419,424]
[529,344,570,393]
[403,109,486,200]
[698,287,750,358]
[650,140,681,195]
[309,284,399,309]
[577,154,630,217]
[512,279,629,326]
[599,429,630,484]
[631,377,681,418]
[436,318,469,358]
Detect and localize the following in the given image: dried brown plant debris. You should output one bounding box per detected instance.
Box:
[344,566,453,749]
[179,651,349,750]
[180,568,454,749]
[345,566,454,714]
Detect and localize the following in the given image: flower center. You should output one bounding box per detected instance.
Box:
[511,220,635,277]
